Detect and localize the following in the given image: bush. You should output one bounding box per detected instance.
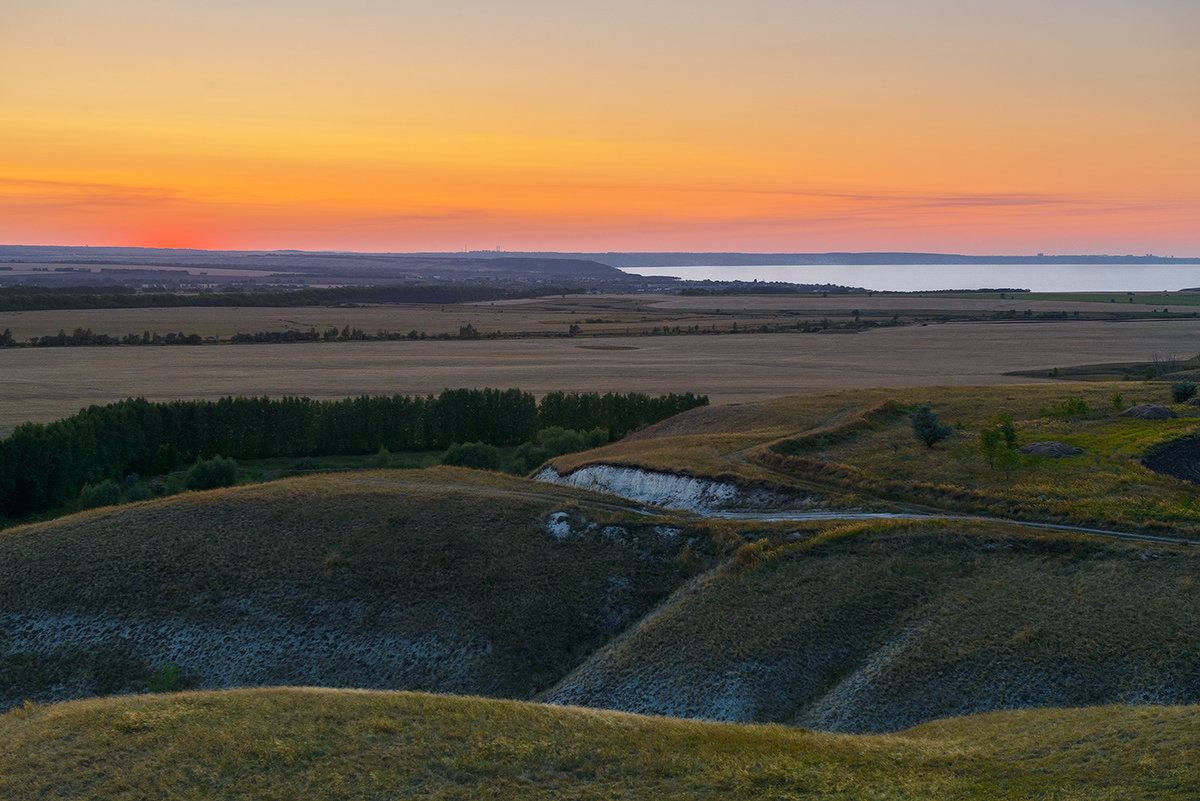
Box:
[294,456,320,472]
[513,441,551,474]
[126,483,154,502]
[1041,397,1089,417]
[911,404,953,448]
[369,445,392,468]
[184,455,238,490]
[440,442,502,470]
[77,479,122,509]
[146,661,181,693]
[1170,381,1197,403]
[979,413,1018,470]
[539,427,587,457]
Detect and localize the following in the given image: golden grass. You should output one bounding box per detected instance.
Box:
[551,382,1200,533]
[5,318,1200,433]
[1,688,1195,800]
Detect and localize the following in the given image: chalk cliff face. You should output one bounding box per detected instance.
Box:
[534,464,775,511]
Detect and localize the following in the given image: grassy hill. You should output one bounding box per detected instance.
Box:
[2,688,1196,800]
[0,467,715,708]
[547,382,1200,535]
[545,520,1200,732]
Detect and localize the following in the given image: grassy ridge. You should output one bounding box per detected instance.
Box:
[546,521,1200,732]
[2,688,1196,800]
[551,382,1200,534]
[0,468,711,707]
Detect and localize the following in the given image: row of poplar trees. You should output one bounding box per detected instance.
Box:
[0,389,707,519]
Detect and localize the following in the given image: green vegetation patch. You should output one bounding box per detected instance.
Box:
[2,689,1196,800]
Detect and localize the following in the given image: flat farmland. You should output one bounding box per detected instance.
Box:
[1,297,723,340]
[3,290,1188,343]
[4,318,1200,434]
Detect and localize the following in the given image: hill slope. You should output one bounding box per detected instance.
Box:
[545,520,1200,732]
[2,688,1196,800]
[0,468,709,708]
[546,382,1200,535]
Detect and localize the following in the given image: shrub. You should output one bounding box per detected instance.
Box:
[440,442,502,470]
[513,441,551,474]
[1112,392,1125,410]
[911,404,953,448]
[294,456,320,472]
[369,445,392,468]
[146,661,181,693]
[979,413,1019,471]
[185,455,238,490]
[77,479,122,509]
[1041,397,1089,417]
[126,483,154,502]
[1170,381,1197,403]
[539,427,587,457]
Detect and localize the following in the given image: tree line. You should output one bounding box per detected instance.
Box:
[0,284,569,312]
[0,390,707,519]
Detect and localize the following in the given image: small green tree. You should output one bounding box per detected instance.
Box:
[440,442,502,470]
[1170,381,1197,403]
[979,413,1019,471]
[369,445,392,468]
[911,404,953,448]
[77,479,122,510]
[185,455,238,490]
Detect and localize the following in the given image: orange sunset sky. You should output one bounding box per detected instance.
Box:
[2,0,1197,254]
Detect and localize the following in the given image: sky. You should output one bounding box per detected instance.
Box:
[2,0,1198,254]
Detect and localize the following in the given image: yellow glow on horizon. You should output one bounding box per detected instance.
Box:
[3,0,1198,252]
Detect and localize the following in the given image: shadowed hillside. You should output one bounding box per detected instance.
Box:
[0,468,710,708]
[2,688,1196,800]
[545,520,1200,732]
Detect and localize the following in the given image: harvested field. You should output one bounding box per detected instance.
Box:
[5,319,1200,433]
[2,290,1190,342]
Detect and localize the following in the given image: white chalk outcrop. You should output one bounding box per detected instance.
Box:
[535,463,799,512]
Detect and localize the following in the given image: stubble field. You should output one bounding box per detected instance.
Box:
[2,291,1194,342]
[5,317,1200,434]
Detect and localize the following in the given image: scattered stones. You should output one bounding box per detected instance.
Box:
[1119,404,1176,420]
[1018,441,1084,458]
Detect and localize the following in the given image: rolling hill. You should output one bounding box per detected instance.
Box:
[0,467,711,709]
[2,689,1196,800]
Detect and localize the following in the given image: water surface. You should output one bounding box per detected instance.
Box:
[619,263,1200,293]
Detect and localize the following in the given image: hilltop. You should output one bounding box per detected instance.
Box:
[2,689,1196,800]
[545,381,1200,537]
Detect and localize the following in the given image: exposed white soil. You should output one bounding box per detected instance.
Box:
[0,604,491,708]
[535,464,803,512]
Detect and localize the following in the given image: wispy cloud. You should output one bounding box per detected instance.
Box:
[0,176,182,209]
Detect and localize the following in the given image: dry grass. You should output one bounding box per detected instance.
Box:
[546,520,1200,732]
[5,318,1200,434]
[1,688,1195,800]
[0,468,711,707]
[15,290,1185,342]
[551,382,1200,534]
